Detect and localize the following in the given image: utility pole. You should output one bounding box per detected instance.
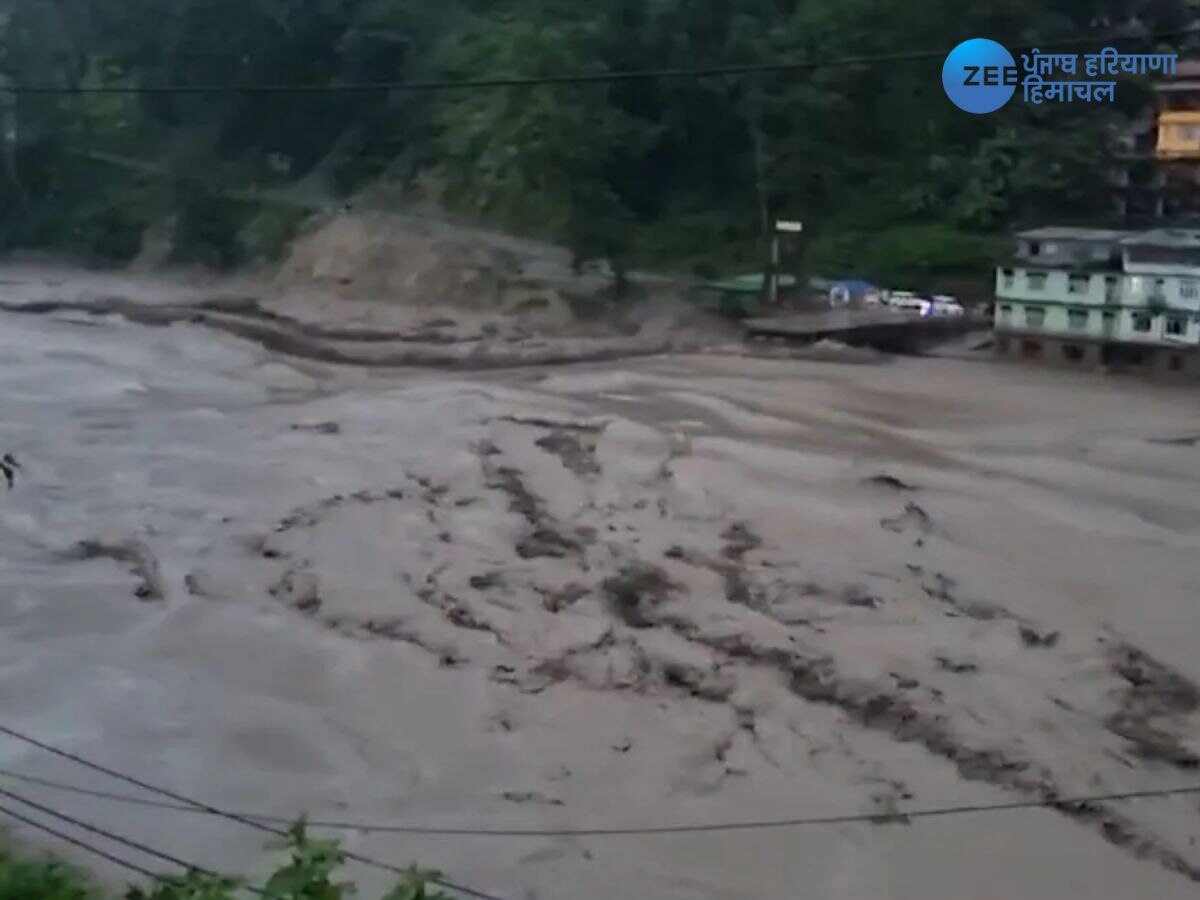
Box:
[772,219,803,306]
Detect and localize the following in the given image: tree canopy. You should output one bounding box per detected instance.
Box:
[0,0,1188,281]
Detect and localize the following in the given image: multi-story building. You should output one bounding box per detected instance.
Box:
[1116,60,1200,223]
[994,226,1200,374]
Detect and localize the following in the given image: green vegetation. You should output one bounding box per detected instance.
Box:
[0,847,97,900]
[0,822,451,900]
[0,0,1187,282]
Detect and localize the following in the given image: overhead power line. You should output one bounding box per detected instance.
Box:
[1,26,1195,96]
[0,724,509,900]
[0,786,216,877]
[3,762,1200,838]
[0,802,162,881]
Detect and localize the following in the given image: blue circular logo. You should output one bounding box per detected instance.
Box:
[942,38,1016,114]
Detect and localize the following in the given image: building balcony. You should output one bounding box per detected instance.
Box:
[1157,111,1200,159]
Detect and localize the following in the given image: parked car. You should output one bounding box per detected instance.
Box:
[886,291,932,317]
[930,294,966,317]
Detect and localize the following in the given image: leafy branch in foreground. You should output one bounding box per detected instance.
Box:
[1,819,452,900]
[130,821,453,900]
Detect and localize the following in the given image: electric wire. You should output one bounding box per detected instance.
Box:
[2,760,1200,838]
[0,724,510,900]
[0,801,163,881]
[1,26,1194,95]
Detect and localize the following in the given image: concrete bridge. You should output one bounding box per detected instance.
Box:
[743,309,983,354]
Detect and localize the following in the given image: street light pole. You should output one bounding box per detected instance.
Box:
[773,220,803,307]
[768,232,780,306]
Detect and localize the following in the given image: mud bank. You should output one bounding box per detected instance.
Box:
[0,294,697,370]
[3,297,1200,899]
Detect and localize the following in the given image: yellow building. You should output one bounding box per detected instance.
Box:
[1157,110,1200,159]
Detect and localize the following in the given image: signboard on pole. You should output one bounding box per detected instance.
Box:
[775,220,804,233]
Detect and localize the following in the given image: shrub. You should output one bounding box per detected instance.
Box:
[170,189,253,271]
[0,821,454,900]
[0,849,97,900]
[239,205,309,265]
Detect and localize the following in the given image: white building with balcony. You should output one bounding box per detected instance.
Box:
[994,227,1200,373]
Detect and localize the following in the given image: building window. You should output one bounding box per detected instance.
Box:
[1025,306,1046,328]
[1181,279,1199,300]
[1027,241,1042,257]
[1026,272,1047,291]
[1001,268,1015,288]
[1067,274,1090,295]
[1132,312,1154,333]
[1166,316,1188,337]
[1021,339,1043,358]
[1068,309,1089,330]
[998,304,1012,321]
[1151,278,1167,304]
[1062,344,1086,363]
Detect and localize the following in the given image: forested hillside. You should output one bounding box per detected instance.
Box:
[0,0,1191,283]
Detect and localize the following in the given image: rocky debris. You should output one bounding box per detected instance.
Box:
[469,572,505,591]
[868,781,915,825]
[881,502,933,538]
[500,790,564,807]
[1020,626,1062,649]
[183,571,213,598]
[935,656,979,675]
[865,473,919,492]
[61,538,166,602]
[496,416,608,433]
[659,661,735,703]
[479,457,589,561]
[841,585,883,609]
[538,582,589,613]
[890,673,921,691]
[290,421,341,435]
[720,522,763,561]
[210,398,1200,885]
[1145,434,1200,447]
[1105,644,1200,770]
[602,563,677,628]
[517,528,583,561]
[920,571,1003,621]
[535,430,601,477]
[274,489,405,534]
[641,604,1200,881]
[269,567,322,614]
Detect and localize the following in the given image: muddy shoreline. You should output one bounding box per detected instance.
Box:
[0,295,699,370]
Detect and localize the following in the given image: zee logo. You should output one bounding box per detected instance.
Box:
[962,65,1020,87]
[942,38,1018,114]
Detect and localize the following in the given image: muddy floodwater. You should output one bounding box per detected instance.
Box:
[4,287,1200,900]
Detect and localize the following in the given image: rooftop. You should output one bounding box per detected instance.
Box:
[705,273,798,294]
[1154,80,1200,92]
[1120,228,1200,248]
[1014,227,1134,243]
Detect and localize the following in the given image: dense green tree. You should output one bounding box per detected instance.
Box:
[0,0,1191,281]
